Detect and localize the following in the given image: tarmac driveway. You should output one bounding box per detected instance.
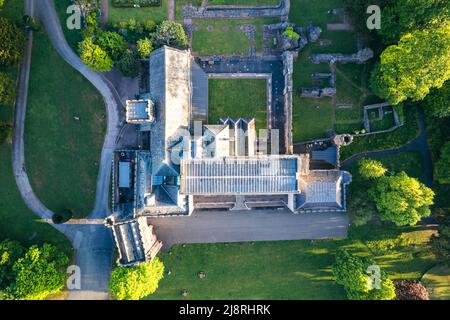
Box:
[149,209,349,251]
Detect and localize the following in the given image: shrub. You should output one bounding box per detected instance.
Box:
[118,49,140,77]
[154,21,188,47]
[283,26,300,40]
[109,258,164,300]
[0,72,16,104]
[0,17,26,65]
[97,31,127,61]
[78,37,113,72]
[136,37,153,59]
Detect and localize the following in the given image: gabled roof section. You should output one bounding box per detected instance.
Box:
[149,46,191,176]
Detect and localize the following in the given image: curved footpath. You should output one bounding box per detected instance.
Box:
[12,0,124,300]
[341,107,433,187]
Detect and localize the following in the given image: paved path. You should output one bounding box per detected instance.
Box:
[341,107,433,186]
[149,209,349,251]
[12,0,123,300]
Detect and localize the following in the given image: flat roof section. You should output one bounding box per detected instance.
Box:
[180,156,301,195]
[119,161,131,188]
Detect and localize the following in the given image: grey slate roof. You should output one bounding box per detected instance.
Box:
[297,170,343,209]
[180,156,301,195]
[311,146,338,166]
[149,46,191,176]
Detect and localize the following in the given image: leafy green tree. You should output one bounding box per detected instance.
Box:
[283,27,300,40]
[154,21,188,47]
[118,49,140,77]
[83,11,98,36]
[0,72,15,104]
[0,240,24,290]
[424,81,450,118]
[370,22,450,105]
[136,37,153,59]
[97,31,127,61]
[380,0,450,43]
[369,172,435,226]
[0,0,4,9]
[0,17,26,66]
[11,244,69,300]
[358,159,387,179]
[333,250,396,300]
[78,37,113,72]
[109,258,164,300]
[435,141,450,184]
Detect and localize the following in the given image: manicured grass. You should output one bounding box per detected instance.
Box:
[25,31,106,218]
[422,264,450,300]
[108,0,168,24]
[0,0,72,255]
[292,96,335,141]
[208,79,267,130]
[191,17,279,56]
[148,222,438,299]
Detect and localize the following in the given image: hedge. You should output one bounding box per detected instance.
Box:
[112,0,161,8]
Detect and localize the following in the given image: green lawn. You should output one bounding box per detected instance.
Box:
[108,0,168,24]
[208,79,267,130]
[422,264,450,300]
[25,31,106,218]
[192,17,279,56]
[0,0,72,255]
[148,222,438,299]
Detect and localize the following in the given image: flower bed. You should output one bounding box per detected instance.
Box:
[112,0,161,8]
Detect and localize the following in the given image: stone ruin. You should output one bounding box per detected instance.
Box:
[306,21,322,43]
[300,72,336,98]
[310,48,374,65]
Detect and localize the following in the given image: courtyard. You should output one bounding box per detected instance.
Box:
[208,78,268,130]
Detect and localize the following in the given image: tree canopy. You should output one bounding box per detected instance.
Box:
[0,240,23,290]
[358,159,387,179]
[153,21,188,47]
[0,17,26,66]
[369,172,435,226]
[434,141,450,184]
[380,0,450,43]
[11,244,69,300]
[78,37,113,72]
[333,250,396,300]
[424,81,450,119]
[109,258,164,300]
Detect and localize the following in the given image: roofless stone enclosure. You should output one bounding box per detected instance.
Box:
[106,46,352,266]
